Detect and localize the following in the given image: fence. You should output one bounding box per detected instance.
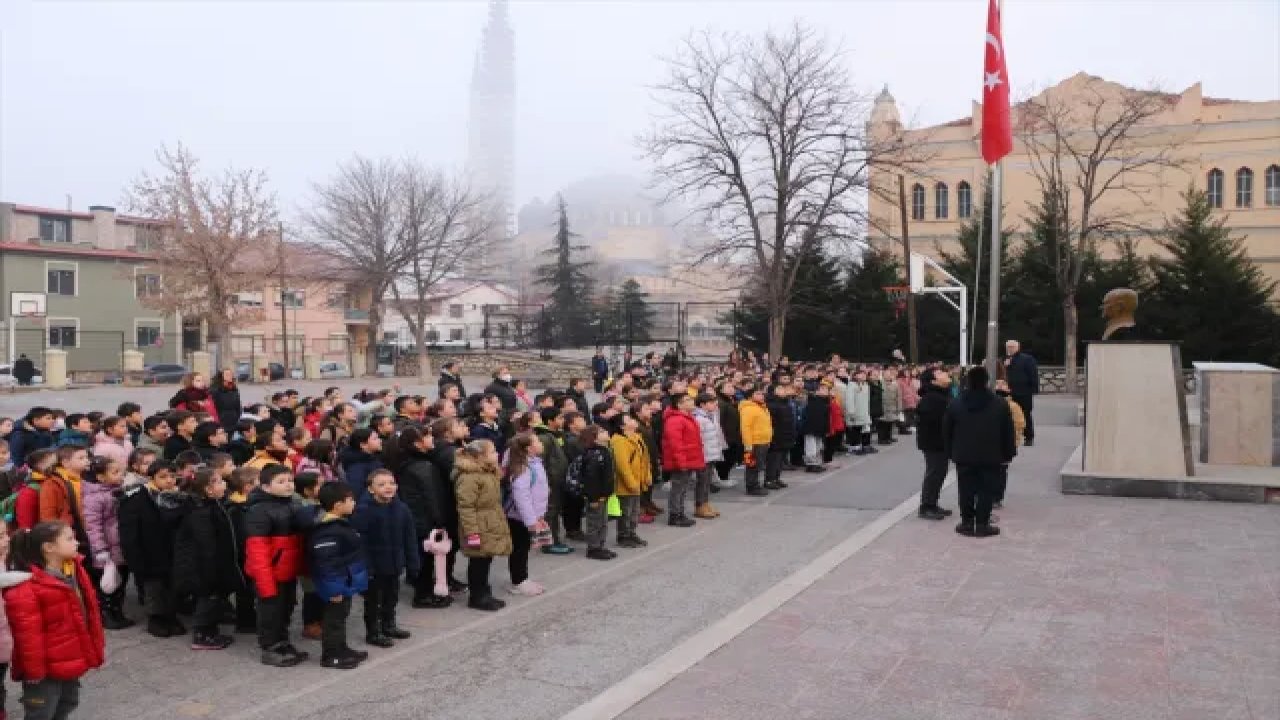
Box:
[1,328,131,381]
[225,335,355,377]
[479,302,737,357]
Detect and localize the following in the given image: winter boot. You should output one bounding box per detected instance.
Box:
[382,609,411,640]
[693,503,717,519]
[365,619,394,648]
[322,652,361,670]
[705,502,721,518]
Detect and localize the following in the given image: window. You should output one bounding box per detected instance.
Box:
[38,217,70,243]
[278,289,305,308]
[230,335,262,354]
[934,183,949,220]
[136,325,161,347]
[135,273,161,298]
[134,226,161,251]
[48,324,77,348]
[957,182,973,219]
[327,334,347,352]
[326,291,348,309]
[1206,168,1224,208]
[449,328,464,341]
[910,184,925,221]
[1266,165,1280,207]
[1235,167,1253,208]
[47,268,75,296]
[235,291,263,307]
[425,329,440,343]
[382,331,399,343]
[448,303,464,319]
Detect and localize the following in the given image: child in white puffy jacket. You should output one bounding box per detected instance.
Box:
[692,394,726,519]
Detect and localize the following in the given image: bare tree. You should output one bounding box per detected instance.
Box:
[389,165,497,381]
[639,24,914,358]
[125,143,280,367]
[303,157,409,376]
[1019,77,1187,390]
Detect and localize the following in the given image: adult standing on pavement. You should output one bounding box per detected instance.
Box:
[590,349,609,394]
[914,368,954,521]
[12,353,36,386]
[943,366,1016,538]
[1003,340,1038,446]
[211,368,242,434]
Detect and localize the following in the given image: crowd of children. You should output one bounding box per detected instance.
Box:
[0,355,951,716]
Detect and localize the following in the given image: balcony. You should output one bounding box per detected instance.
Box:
[344,308,370,325]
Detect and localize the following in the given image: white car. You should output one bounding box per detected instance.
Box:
[0,363,44,386]
[318,361,351,379]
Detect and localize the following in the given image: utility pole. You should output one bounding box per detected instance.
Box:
[897,175,919,364]
[278,223,289,372]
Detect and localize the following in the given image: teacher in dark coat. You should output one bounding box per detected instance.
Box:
[1003,340,1039,447]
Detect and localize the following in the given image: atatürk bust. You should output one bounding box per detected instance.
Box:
[1101,288,1140,342]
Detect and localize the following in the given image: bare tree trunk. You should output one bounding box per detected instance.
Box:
[416,323,431,383]
[768,313,785,361]
[1063,294,1079,393]
[364,308,381,377]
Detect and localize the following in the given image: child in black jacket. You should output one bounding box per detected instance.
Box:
[577,425,615,561]
[118,461,184,639]
[396,427,456,609]
[171,468,243,650]
[351,469,420,648]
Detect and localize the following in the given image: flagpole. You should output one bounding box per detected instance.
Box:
[984,160,1003,376]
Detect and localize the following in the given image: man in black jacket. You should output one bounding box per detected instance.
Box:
[1004,339,1038,446]
[438,361,466,400]
[943,366,1015,538]
[484,367,518,411]
[914,368,954,521]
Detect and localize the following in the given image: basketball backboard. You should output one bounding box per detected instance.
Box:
[9,291,46,318]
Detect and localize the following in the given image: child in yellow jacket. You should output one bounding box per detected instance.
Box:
[737,387,772,494]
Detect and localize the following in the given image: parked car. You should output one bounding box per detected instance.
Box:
[235,361,287,382]
[318,361,351,379]
[141,363,188,385]
[0,363,43,386]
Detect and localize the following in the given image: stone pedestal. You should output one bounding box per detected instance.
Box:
[1195,362,1280,466]
[251,355,269,383]
[1083,342,1193,477]
[44,348,68,389]
[304,356,321,380]
[189,351,211,379]
[122,349,144,372]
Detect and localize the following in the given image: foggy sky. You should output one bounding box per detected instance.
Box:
[2,0,1277,219]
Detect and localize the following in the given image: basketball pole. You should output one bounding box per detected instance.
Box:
[897,174,919,365]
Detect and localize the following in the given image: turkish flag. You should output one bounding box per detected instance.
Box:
[981,0,1012,164]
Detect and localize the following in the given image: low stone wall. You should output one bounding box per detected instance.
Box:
[392,351,588,387]
[1037,366,1197,394]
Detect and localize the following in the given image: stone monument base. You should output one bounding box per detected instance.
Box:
[1061,440,1280,504]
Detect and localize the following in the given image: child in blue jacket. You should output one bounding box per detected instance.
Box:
[351,469,420,649]
[307,483,370,670]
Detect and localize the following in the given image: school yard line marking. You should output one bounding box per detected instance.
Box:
[219,456,879,720]
[559,468,957,720]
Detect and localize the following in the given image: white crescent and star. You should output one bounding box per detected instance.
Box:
[986,32,1002,59]
[984,71,1003,92]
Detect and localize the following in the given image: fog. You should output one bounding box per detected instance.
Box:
[2,0,1276,215]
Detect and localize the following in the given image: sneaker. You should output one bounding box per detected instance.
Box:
[191,631,234,650]
[261,642,305,667]
[302,622,323,640]
[468,596,506,611]
[668,516,696,528]
[541,543,574,555]
[638,513,655,524]
[322,653,361,670]
[746,487,769,497]
[282,643,309,663]
[448,577,469,593]
[918,506,948,521]
[955,521,977,537]
[509,580,545,596]
[586,547,616,561]
[411,594,453,609]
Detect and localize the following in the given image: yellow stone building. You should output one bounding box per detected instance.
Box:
[867,73,1280,295]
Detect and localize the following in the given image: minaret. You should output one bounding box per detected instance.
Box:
[468,0,516,254]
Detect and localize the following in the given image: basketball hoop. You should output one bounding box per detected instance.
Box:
[883,285,910,318]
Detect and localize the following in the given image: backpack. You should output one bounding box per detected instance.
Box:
[563,453,585,498]
[1,473,39,527]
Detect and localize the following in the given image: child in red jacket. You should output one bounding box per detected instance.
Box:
[4,520,105,720]
[660,394,705,527]
[245,464,316,668]
[11,449,56,531]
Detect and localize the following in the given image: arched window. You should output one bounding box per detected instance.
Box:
[957,181,973,219]
[1266,165,1280,207]
[1206,168,1224,208]
[934,183,949,220]
[911,184,926,221]
[1235,167,1253,208]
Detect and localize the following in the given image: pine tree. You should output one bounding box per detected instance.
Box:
[781,242,844,359]
[534,196,596,347]
[1077,238,1151,343]
[1147,188,1280,365]
[841,248,904,361]
[1001,188,1073,364]
[938,180,1014,363]
[617,278,656,345]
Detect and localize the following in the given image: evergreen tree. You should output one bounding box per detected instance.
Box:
[534,196,596,347]
[1147,188,1280,365]
[937,180,1014,363]
[840,248,904,361]
[616,278,656,345]
[1001,188,1074,364]
[781,242,845,359]
[1077,238,1151,343]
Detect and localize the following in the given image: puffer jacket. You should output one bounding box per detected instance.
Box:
[397,450,457,539]
[338,447,382,494]
[454,452,512,558]
[0,570,32,663]
[8,423,54,468]
[81,480,125,567]
[307,517,369,600]
[504,457,549,527]
[801,395,831,437]
[869,381,885,420]
[90,432,133,467]
[693,408,726,464]
[580,444,615,502]
[610,431,652,497]
[717,396,742,446]
[169,387,218,422]
[898,376,919,410]
[4,560,104,682]
[738,399,773,447]
[118,483,177,579]
[842,382,872,428]
[881,381,902,421]
[172,495,246,596]
[351,496,420,577]
[766,393,798,451]
[660,406,704,472]
[243,488,309,598]
[533,426,568,488]
[55,429,92,449]
[634,417,662,484]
